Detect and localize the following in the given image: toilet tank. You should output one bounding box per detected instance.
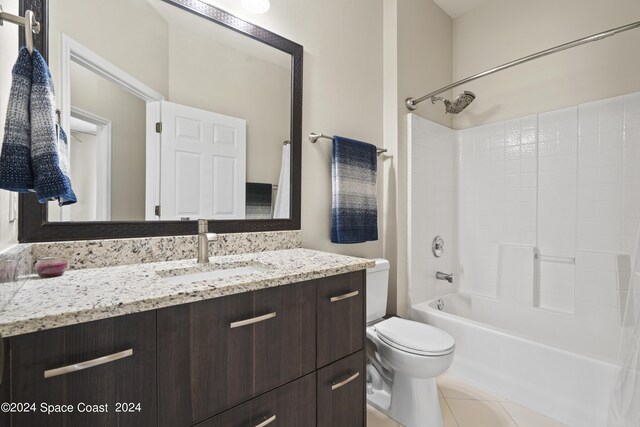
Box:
[366,259,390,323]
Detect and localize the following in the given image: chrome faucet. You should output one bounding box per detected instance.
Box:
[197,219,218,264]
[436,271,454,283]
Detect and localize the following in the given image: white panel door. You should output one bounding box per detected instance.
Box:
[160,101,246,220]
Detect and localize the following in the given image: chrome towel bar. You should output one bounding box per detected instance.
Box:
[0,5,40,54]
[310,132,388,156]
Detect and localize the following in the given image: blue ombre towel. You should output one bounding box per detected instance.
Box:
[0,48,34,191]
[0,48,76,205]
[31,49,76,205]
[331,136,378,244]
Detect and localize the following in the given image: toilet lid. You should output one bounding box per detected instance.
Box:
[374,317,455,356]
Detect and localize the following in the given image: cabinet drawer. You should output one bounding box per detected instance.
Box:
[317,350,365,427]
[10,311,157,427]
[316,271,365,367]
[158,282,316,427]
[195,373,316,427]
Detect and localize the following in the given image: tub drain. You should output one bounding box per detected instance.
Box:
[436,298,444,310]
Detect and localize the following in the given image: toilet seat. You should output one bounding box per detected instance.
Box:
[374,317,455,357]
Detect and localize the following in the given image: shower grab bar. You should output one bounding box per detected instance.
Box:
[535,253,575,265]
[406,20,640,111]
[309,132,388,156]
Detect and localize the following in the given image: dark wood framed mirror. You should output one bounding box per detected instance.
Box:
[18,0,302,242]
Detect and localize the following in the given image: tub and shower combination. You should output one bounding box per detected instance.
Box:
[404,20,640,425]
[407,87,640,425]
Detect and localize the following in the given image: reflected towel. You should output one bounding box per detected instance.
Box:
[0,48,34,191]
[30,49,76,205]
[273,143,290,218]
[331,136,378,244]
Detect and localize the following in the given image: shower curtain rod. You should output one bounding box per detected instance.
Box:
[405,19,640,111]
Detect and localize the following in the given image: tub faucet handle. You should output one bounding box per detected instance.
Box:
[436,271,454,283]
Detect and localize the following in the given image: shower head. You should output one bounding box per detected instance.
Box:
[431,91,476,114]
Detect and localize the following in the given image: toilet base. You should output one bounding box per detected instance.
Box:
[367,368,443,427]
[367,387,392,415]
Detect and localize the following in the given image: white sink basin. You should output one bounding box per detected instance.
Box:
[158,264,267,286]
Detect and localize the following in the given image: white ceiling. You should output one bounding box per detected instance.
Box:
[433,0,491,19]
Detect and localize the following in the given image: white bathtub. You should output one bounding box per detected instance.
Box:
[412,292,620,427]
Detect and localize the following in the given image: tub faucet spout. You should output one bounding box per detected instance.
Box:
[436,271,454,283]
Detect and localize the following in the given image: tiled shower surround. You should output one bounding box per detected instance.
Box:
[409,91,640,361]
[408,116,458,306]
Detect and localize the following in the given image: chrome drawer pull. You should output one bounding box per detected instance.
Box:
[44,349,133,379]
[331,371,360,390]
[230,312,277,329]
[330,290,359,302]
[254,414,276,427]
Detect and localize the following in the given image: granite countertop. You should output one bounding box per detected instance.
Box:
[0,248,374,337]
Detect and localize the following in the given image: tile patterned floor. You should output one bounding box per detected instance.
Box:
[367,374,568,427]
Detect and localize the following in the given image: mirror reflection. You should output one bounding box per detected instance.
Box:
[46,0,292,222]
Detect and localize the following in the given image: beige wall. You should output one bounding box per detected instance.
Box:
[384,0,452,315]
[47,0,169,221]
[9,0,386,260]
[0,0,386,247]
[206,0,387,259]
[0,0,443,277]
[47,64,148,222]
[452,0,640,129]
[0,0,19,252]
[48,0,170,100]
[70,63,147,221]
[167,24,291,186]
[69,131,98,221]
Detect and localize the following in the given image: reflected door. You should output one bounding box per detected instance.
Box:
[159,101,246,220]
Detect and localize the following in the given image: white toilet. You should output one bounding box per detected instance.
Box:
[366,259,455,427]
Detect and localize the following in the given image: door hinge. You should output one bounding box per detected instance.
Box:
[155,122,163,133]
[154,205,161,217]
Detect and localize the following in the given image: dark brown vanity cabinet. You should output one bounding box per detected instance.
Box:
[158,270,367,427]
[194,373,316,427]
[8,311,157,427]
[316,271,365,368]
[2,270,366,427]
[317,350,366,427]
[315,271,366,427]
[157,282,317,427]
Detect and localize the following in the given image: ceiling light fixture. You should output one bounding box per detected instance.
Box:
[241,0,270,14]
